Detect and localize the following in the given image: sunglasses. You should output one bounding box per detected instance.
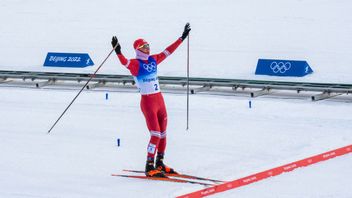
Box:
[138,43,150,49]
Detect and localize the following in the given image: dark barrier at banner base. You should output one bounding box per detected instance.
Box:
[43,52,94,68]
[255,59,313,77]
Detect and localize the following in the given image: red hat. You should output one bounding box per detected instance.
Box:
[133,38,148,50]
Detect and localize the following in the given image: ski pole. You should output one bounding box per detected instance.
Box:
[47,45,117,134]
[186,34,190,130]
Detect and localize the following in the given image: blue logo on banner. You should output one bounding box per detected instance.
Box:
[255,59,313,77]
[43,52,94,68]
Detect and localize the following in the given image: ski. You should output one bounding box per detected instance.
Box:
[111,174,212,186]
[122,169,225,183]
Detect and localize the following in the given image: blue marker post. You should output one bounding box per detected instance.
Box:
[117,138,120,147]
[249,100,252,108]
[105,92,109,100]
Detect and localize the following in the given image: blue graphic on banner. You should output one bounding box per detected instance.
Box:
[43,52,94,68]
[255,59,313,77]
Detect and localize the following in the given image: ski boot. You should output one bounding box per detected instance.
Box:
[156,154,178,174]
[145,160,166,178]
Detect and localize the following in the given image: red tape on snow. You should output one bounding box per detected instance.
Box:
[177,145,352,198]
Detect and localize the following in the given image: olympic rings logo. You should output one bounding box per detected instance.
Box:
[143,62,156,72]
[270,61,291,73]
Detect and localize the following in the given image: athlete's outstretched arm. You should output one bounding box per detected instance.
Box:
[153,38,182,64]
[111,36,139,76]
[153,23,191,64]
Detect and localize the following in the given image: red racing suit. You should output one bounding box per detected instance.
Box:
[116,38,182,159]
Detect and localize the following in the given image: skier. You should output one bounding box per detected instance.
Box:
[111,23,191,177]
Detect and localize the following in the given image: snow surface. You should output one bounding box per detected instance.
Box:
[0,0,351,198]
[1,0,352,83]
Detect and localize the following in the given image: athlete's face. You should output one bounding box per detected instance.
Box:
[138,43,150,54]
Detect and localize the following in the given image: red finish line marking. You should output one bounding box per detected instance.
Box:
[177,145,352,198]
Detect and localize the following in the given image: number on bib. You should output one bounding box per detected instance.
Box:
[154,84,159,91]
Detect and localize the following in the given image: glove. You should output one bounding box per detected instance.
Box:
[111,36,121,54]
[180,23,191,41]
